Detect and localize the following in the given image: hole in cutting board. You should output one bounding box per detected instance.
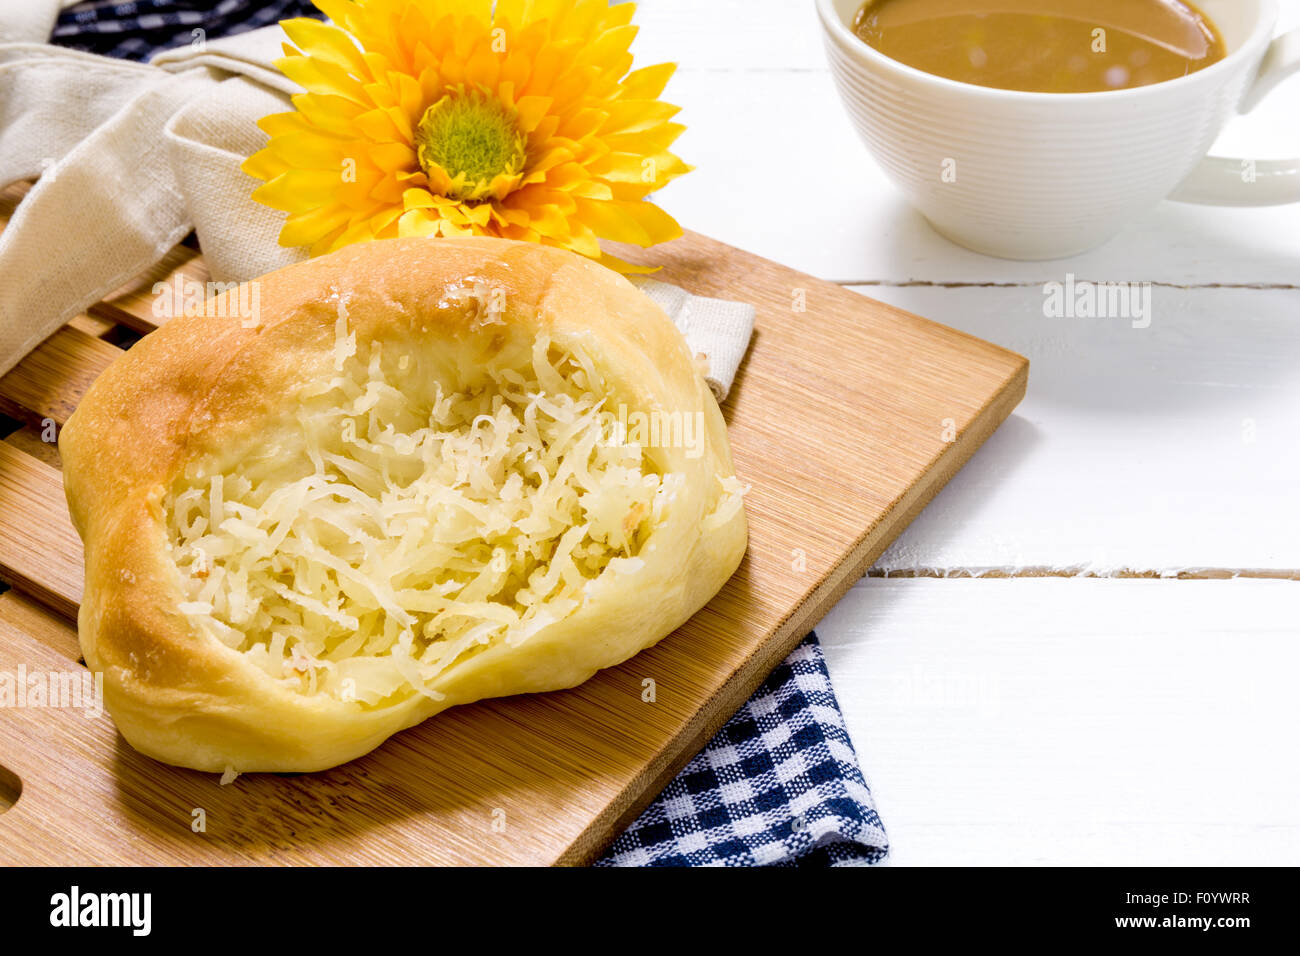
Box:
[0,764,21,814]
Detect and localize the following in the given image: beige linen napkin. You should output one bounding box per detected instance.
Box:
[0,0,79,46]
[0,7,753,399]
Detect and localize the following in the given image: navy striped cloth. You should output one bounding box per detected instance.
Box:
[54,1,325,61]
[599,635,888,867]
[48,0,889,867]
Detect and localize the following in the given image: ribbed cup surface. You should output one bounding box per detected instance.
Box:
[821,16,1259,258]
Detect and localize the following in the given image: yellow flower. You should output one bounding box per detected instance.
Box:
[241,0,691,272]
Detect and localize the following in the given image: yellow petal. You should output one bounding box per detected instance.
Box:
[266,131,350,170]
[572,197,682,246]
[354,107,409,144]
[588,150,690,186]
[595,249,661,275]
[599,99,680,134]
[493,0,528,27]
[512,197,572,240]
[256,110,312,137]
[293,93,365,136]
[280,203,350,247]
[569,180,613,200]
[312,0,362,34]
[559,107,608,142]
[241,148,285,183]
[579,24,639,70]
[513,94,554,133]
[510,184,576,217]
[403,187,439,211]
[276,54,366,103]
[554,0,608,41]
[438,217,474,237]
[599,1,638,30]
[393,71,424,120]
[280,18,368,76]
[398,208,441,238]
[369,206,406,239]
[332,217,381,249]
[308,222,348,256]
[368,176,406,205]
[464,39,502,90]
[537,161,586,190]
[556,221,602,258]
[369,141,417,173]
[603,123,685,154]
[620,62,675,100]
[253,169,351,211]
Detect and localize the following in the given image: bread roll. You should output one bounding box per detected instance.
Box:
[60,237,747,773]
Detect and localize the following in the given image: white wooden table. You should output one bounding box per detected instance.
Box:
[637,0,1300,865]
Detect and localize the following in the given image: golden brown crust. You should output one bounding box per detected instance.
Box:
[60,237,747,773]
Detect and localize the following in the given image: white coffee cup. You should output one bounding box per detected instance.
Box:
[817,0,1300,260]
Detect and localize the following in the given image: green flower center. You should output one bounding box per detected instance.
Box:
[414,88,527,202]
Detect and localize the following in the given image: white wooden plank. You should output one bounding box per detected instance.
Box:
[633,0,827,72]
[817,577,1300,865]
[853,285,1300,574]
[641,1,1300,285]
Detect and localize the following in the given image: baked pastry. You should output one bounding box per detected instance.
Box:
[60,237,747,774]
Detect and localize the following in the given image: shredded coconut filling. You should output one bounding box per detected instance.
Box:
[165,325,671,708]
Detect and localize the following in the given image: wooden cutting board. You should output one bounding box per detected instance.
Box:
[0,182,1027,864]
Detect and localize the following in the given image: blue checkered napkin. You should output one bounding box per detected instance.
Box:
[597,634,889,867]
[53,0,324,62]
[48,0,890,869]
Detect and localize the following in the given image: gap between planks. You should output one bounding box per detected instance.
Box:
[832,279,1300,291]
[865,567,1300,581]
